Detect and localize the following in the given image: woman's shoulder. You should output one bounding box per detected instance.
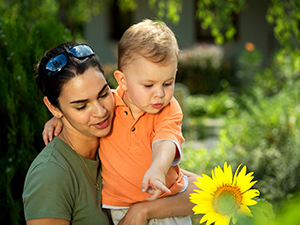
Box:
[23,138,78,219]
[25,137,79,180]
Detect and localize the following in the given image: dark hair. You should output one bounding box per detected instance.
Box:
[35,42,104,109]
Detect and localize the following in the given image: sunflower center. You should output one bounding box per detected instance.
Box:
[212,185,242,216]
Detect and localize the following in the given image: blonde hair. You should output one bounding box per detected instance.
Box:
[118,19,179,71]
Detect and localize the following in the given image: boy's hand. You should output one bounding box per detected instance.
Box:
[42,117,63,145]
[141,166,171,201]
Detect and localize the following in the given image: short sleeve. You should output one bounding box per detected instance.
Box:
[23,161,74,221]
[152,97,185,164]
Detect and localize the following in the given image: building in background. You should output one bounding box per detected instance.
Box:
[84,0,278,64]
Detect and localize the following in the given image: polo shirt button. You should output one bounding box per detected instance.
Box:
[131,127,136,132]
[124,111,128,115]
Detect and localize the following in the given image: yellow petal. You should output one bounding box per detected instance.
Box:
[239,180,257,193]
[214,214,230,225]
[238,205,252,216]
[201,211,220,225]
[242,189,260,205]
[190,190,213,201]
[196,174,217,194]
[242,198,258,206]
[233,164,242,185]
[200,213,213,224]
[214,165,226,186]
[223,162,233,185]
[192,204,211,214]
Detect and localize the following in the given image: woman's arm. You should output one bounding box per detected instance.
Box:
[27,218,69,225]
[119,169,198,225]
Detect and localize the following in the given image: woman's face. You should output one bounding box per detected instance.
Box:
[58,67,114,138]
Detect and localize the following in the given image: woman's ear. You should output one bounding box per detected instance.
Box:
[43,96,63,118]
[114,70,127,91]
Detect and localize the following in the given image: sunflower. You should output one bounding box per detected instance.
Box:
[189,162,260,225]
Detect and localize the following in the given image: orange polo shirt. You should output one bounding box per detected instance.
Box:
[100,87,185,208]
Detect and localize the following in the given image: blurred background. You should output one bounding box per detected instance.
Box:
[0,0,299,224]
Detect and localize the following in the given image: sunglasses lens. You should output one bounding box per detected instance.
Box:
[45,45,95,77]
[70,45,94,58]
[46,54,67,75]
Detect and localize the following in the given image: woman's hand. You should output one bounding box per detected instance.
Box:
[118,203,149,225]
[42,117,63,145]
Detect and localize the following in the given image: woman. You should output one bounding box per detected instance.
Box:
[23,42,197,225]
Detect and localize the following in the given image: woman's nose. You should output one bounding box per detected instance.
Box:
[93,102,107,117]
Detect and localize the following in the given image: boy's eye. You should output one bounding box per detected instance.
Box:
[164,82,172,86]
[144,84,153,88]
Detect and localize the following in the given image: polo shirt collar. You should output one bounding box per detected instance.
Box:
[114,86,146,119]
[114,87,126,107]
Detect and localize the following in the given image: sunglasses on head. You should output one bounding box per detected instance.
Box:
[45,44,95,77]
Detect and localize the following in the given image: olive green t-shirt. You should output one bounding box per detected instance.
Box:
[23,137,111,225]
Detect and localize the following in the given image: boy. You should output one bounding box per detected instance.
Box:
[44,19,191,224]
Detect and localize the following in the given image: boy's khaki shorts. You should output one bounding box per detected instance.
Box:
[110,208,192,225]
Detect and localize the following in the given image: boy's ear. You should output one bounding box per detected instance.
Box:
[43,96,63,118]
[114,70,127,91]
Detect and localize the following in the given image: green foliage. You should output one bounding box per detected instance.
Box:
[187,90,237,118]
[230,199,274,225]
[0,0,59,27]
[149,0,182,24]
[177,44,233,95]
[250,199,274,225]
[218,50,300,203]
[181,146,226,176]
[194,0,299,48]
[196,0,246,44]
[266,0,300,50]
[237,48,300,98]
[273,192,300,225]
[183,45,300,209]
[0,16,72,224]
[117,0,138,11]
[236,49,263,90]
[0,0,105,38]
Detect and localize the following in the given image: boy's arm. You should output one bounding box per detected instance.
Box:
[141,98,184,201]
[42,117,63,145]
[141,140,176,200]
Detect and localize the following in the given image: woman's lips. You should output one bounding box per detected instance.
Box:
[93,117,109,129]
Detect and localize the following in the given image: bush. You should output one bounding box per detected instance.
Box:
[182,48,300,205]
[187,87,238,118]
[0,17,72,224]
[218,50,300,203]
[177,44,234,95]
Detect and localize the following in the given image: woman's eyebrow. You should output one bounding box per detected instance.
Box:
[70,83,108,104]
[98,83,109,95]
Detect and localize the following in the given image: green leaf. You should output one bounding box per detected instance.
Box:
[250,199,274,222]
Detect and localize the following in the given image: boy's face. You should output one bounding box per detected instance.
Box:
[121,55,177,118]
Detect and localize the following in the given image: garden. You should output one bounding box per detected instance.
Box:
[0,0,299,224]
[177,44,300,224]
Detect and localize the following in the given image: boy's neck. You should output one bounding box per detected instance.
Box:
[122,91,142,119]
